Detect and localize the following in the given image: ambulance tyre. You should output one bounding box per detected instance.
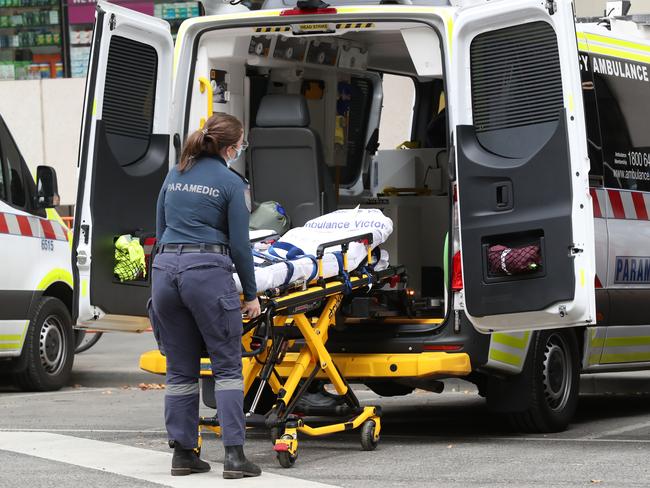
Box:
[13,297,74,392]
[508,330,579,433]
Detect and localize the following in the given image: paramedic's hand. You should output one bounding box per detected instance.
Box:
[242,298,261,319]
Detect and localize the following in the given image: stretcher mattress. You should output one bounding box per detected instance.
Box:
[235,208,393,294]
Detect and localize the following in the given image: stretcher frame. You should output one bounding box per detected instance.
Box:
[139,234,472,468]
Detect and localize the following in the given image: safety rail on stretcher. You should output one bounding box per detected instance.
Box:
[140,232,471,468]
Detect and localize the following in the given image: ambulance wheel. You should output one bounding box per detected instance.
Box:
[508,330,579,433]
[360,420,379,451]
[13,297,74,391]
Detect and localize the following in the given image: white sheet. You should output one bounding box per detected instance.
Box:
[235,208,393,294]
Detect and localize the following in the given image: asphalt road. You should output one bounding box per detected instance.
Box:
[1,332,650,487]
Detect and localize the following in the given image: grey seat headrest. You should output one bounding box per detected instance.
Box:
[256,95,310,128]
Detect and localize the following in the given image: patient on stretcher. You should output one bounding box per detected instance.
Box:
[236,208,393,295]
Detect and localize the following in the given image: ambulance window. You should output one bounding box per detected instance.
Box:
[470,22,564,159]
[379,74,415,149]
[580,52,604,182]
[591,56,650,191]
[0,118,27,209]
[102,35,157,167]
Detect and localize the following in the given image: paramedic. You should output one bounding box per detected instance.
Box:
[151,113,262,479]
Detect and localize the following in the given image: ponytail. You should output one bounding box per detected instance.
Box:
[178,113,243,173]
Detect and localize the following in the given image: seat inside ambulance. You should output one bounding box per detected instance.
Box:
[249,94,335,226]
[187,19,450,317]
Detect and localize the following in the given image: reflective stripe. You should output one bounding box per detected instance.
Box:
[601,351,650,363]
[0,335,21,341]
[488,349,522,367]
[214,378,244,391]
[585,326,650,367]
[487,331,531,374]
[36,268,73,291]
[165,383,199,396]
[578,32,650,66]
[591,336,650,348]
[492,332,529,349]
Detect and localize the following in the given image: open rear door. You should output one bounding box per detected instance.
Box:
[73,1,173,331]
[452,0,595,333]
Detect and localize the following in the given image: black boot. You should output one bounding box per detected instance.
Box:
[171,446,211,476]
[223,445,262,479]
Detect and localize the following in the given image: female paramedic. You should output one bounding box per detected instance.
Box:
[151,113,262,479]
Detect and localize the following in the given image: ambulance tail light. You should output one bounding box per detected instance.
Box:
[452,251,463,291]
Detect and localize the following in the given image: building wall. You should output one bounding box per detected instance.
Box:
[0,78,84,207]
[2,0,649,207]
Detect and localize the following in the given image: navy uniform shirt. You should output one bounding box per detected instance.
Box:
[156,155,256,301]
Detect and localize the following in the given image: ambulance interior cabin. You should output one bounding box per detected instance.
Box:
[187,21,448,318]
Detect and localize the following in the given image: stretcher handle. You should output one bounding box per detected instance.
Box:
[198,76,213,128]
[315,233,374,259]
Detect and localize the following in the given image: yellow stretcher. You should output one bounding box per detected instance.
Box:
[140,233,471,468]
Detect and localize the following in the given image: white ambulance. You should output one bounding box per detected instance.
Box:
[0,114,74,391]
[73,0,650,432]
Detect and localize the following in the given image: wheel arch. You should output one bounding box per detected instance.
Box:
[41,281,73,315]
[34,268,74,315]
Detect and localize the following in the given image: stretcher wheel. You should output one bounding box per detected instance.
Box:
[360,420,379,451]
[277,450,296,468]
[276,434,297,469]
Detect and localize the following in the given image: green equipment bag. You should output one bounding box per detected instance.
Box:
[249,201,291,235]
[114,234,146,282]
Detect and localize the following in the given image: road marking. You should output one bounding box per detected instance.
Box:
[0,388,112,401]
[0,432,339,488]
[580,419,650,439]
[0,428,167,434]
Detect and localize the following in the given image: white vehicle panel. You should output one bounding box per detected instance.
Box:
[74,1,173,330]
[451,0,596,333]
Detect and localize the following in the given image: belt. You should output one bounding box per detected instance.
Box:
[160,243,230,255]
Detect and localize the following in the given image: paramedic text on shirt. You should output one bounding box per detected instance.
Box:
[150,113,262,479]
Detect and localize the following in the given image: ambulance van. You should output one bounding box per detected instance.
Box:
[0,114,74,391]
[74,0,650,432]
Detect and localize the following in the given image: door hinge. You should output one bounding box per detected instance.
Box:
[545,0,557,15]
[109,13,116,31]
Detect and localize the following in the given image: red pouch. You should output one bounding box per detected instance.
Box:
[488,245,541,276]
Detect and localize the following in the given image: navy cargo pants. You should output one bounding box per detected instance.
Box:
[150,250,245,449]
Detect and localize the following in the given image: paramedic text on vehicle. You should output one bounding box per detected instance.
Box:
[150,113,262,479]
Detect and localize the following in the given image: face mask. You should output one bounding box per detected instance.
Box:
[226,146,244,167]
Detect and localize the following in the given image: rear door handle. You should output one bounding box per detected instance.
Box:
[494,182,513,211]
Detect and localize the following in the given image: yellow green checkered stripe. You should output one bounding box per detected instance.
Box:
[577,31,650,64]
[0,327,27,351]
[487,331,531,372]
[585,326,650,366]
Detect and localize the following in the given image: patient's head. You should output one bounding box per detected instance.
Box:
[179,113,244,172]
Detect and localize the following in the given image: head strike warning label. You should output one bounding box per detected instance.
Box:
[615,256,650,283]
[579,53,650,82]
